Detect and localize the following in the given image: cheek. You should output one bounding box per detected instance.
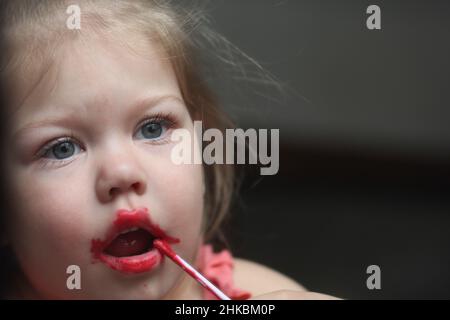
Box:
[9,169,90,247]
[7,170,93,297]
[162,162,204,226]
[153,158,205,255]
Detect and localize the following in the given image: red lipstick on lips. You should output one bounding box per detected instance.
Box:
[90,207,179,274]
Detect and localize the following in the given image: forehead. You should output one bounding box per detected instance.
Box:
[8,34,181,132]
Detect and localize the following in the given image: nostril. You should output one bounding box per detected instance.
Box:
[131,182,145,194]
[109,183,143,199]
[109,187,120,198]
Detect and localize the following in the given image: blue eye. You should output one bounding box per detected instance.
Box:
[135,117,173,141]
[42,138,82,160]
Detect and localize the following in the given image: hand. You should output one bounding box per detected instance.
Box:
[250,290,341,300]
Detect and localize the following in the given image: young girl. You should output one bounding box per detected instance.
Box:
[0,0,336,300]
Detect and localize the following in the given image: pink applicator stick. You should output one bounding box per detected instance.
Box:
[153,239,231,300]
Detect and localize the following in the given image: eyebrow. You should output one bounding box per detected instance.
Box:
[12,94,184,140]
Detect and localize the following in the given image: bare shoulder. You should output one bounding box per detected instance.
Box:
[233,258,307,296]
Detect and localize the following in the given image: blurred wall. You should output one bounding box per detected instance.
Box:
[204,0,450,299]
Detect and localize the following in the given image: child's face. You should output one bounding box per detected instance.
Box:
[4,35,205,299]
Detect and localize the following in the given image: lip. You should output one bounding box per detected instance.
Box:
[91,207,180,274]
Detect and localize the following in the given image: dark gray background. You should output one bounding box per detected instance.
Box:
[204,0,450,299]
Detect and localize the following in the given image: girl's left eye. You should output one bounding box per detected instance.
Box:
[135,119,166,140]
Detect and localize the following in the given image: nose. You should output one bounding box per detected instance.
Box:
[95,149,147,203]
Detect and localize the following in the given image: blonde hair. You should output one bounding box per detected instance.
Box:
[0,0,240,245]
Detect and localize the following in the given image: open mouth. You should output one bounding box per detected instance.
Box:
[104,227,157,258]
[91,207,179,274]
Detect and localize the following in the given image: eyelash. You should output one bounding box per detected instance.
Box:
[136,112,177,145]
[34,112,178,168]
[35,133,80,169]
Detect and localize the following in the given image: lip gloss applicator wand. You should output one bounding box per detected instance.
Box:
[153,239,231,300]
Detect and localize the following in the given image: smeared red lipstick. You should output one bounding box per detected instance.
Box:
[91,207,179,274]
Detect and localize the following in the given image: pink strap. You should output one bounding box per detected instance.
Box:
[197,244,252,300]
